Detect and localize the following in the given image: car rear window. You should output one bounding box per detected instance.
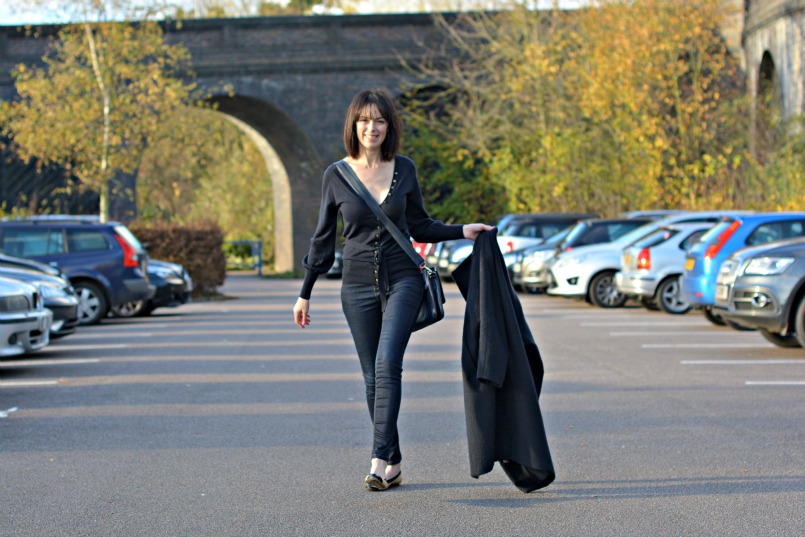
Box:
[633,228,678,249]
[67,229,110,252]
[745,220,805,246]
[679,230,707,250]
[698,219,736,246]
[113,225,144,252]
[0,228,66,256]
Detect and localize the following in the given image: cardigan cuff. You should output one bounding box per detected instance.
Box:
[299,270,319,300]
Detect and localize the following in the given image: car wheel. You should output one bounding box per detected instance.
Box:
[74,281,109,325]
[702,306,727,326]
[759,329,802,348]
[641,297,660,311]
[589,271,627,308]
[111,300,146,318]
[657,276,691,315]
[795,297,805,348]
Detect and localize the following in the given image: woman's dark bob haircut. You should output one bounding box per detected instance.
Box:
[343,88,402,160]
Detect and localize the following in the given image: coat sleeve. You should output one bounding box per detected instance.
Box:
[475,232,519,388]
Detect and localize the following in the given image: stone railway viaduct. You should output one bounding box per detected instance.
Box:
[0,4,802,272]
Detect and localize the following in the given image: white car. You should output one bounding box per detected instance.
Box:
[615,223,713,314]
[546,211,751,308]
[0,276,53,357]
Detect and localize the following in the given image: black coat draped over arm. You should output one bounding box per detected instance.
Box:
[451,229,555,493]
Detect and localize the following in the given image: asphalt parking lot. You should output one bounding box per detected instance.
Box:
[1,272,803,536]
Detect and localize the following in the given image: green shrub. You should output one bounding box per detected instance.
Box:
[129,220,226,297]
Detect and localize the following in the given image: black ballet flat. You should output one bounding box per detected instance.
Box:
[364,473,388,491]
[386,471,402,488]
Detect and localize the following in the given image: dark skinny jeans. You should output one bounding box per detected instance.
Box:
[341,275,423,465]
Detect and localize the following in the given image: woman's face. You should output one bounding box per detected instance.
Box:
[355,104,388,153]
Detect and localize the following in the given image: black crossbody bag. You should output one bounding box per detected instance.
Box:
[335,160,445,332]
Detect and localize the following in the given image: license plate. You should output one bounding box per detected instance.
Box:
[716,284,729,301]
[685,258,695,271]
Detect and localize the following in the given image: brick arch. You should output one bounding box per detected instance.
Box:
[207,94,323,274]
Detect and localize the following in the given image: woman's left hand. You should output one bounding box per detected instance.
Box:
[463,223,495,241]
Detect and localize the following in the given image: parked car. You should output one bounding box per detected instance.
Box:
[110,259,193,317]
[496,212,597,253]
[615,223,712,314]
[0,215,155,325]
[544,211,752,308]
[435,213,593,278]
[680,212,805,326]
[0,252,62,277]
[0,266,79,338]
[0,276,52,356]
[546,217,654,306]
[509,227,574,293]
[713,238,805,348]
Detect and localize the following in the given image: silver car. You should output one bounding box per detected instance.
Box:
[616,223,712,314]
[510,227,573,294]
[0,276,53,357]
[713,237,805,348]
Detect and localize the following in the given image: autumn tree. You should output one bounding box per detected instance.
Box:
[403,0,793,217]
[1,20,196,221]
[136,106,275,263]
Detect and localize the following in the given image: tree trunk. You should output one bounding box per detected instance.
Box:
[84,22,111,223]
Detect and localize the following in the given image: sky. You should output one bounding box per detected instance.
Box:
[0,1,584,26]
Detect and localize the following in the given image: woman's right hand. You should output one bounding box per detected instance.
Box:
[293,297,311,329]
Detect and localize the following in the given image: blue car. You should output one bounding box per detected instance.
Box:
[680,212,805,325]
[0,216,156,325]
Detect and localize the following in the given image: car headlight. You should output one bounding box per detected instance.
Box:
[449,245,473,263]
[38,283,69,299]
[0,295,30,312]
[151,267,175,278]
[742,257,795,275]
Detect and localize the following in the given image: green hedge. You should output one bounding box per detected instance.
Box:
[129,220,227,297]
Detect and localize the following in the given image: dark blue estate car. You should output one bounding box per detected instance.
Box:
[0,216,155,325]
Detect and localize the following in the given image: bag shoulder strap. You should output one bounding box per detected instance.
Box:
[335,160,425,270]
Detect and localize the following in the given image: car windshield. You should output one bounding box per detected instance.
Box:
[545,227,571,245]
[610,221,662,246]
[561,222,589,245]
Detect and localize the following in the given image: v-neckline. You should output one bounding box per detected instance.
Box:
[346,157,396,205]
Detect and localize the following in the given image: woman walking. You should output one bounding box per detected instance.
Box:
[293,88,491,491]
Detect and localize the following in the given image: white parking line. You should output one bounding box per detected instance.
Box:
[745,381,805,386]
[583,321,708,326]
[643,343,774,349]
[681,360,804,365]
[0,380,60,388]
[0,358,100,367]
[611,331,753,336]
[45,344,129,351]
[71,333,153,339]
